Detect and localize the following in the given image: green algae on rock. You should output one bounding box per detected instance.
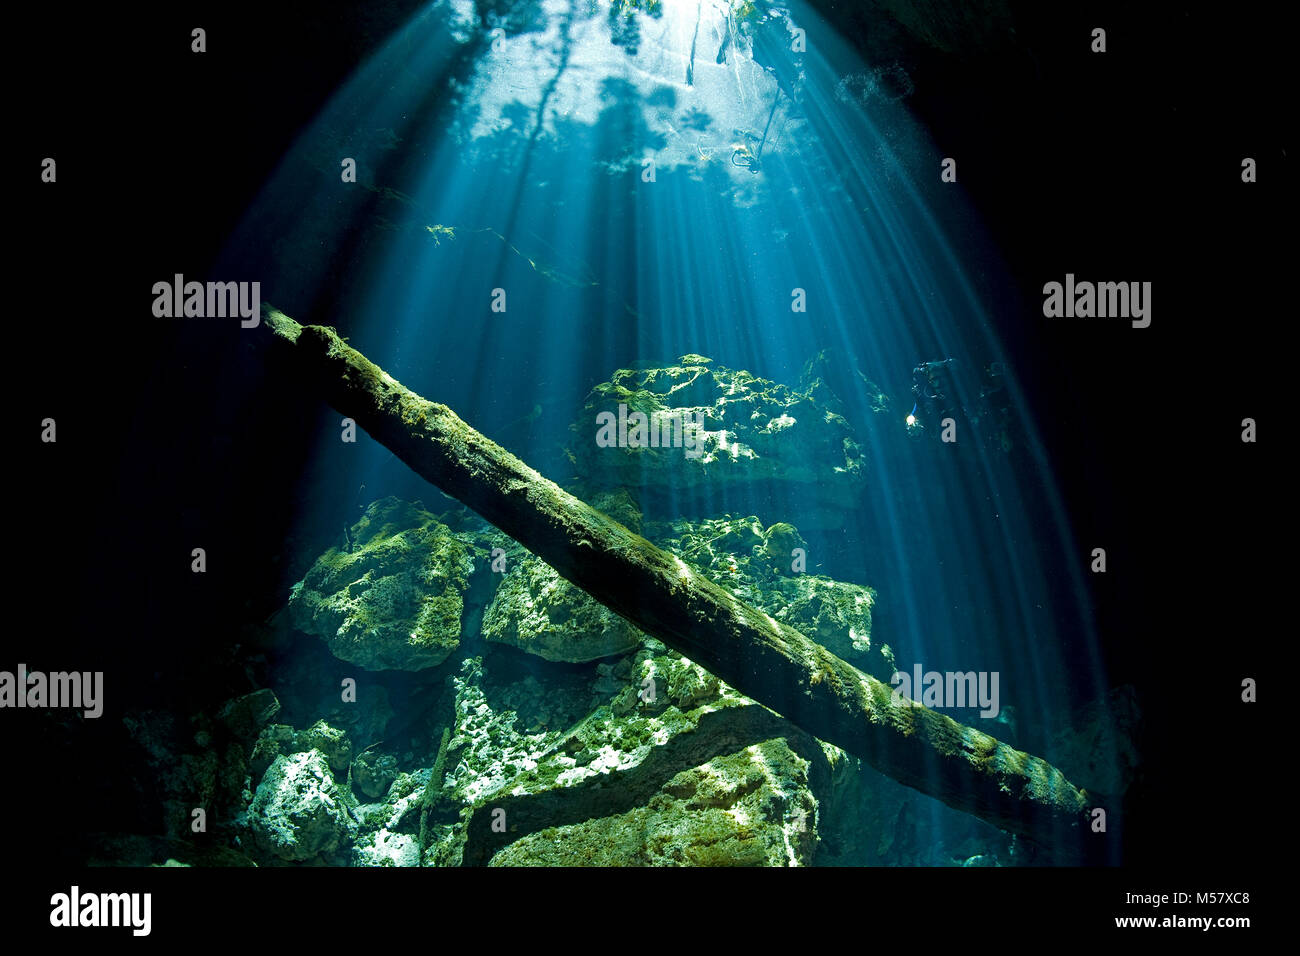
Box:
[649,514,885,677]
[488,738,818,866]
[441,647,836,866]
[248,749,357,863]
[251,719,354,778]
[290,495,646,666]
[481,551,642,662]
[568,356,869,512]
[288,497,472,670]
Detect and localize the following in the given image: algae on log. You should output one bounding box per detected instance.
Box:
[253,304,1094,858]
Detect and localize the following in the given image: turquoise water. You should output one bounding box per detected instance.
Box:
[208,1,1121,866]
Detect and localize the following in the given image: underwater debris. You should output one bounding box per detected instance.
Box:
[686,0,701,84]
[473,227,598,288]
[417,726,452,862]
[425,224,456,245]
[730,85,784,173]
[421,222,598,288]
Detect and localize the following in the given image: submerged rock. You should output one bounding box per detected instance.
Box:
[352,748,400,800]
[440,644,836,866]
[289,496,646,667]
[121,709,249,843]
[215,688,281,742]
[489,738,818,866]
[568,356,870,517]
[348,764,438,867]
[772,575,877,661]
[353,827,420,867]
[247,749,356,863]
[250,720,353,780]
[267,499,902,866]
[288,493,883,674]
[288,498,472,670]
[649,515,886,677]
[481,552,641,663]
[589,487,643,535]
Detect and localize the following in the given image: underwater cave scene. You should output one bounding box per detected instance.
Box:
[13,0,1279,888]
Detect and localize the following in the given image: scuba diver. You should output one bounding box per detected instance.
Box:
[908,357,1016,453]
[731,142,760,171]
[911,358,957,421]
[732,86,784,173]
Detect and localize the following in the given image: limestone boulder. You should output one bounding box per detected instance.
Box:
[288,497,473,670]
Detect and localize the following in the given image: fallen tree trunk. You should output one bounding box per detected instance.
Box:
[253,304,1095,859]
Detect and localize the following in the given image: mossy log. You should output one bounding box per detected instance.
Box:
[254,304,1094,859]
